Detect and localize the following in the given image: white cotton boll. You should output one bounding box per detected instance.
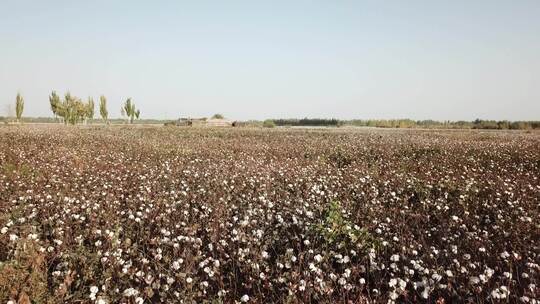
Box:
[96,298,107,304]
[421,288,429,299]
[123,288,139,297]
[90,286,99,294]
[241,294,250,302]
[479,274,487,283]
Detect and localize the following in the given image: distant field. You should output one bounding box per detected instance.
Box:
[0,126,538,303]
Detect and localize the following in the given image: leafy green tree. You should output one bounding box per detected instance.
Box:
[49,91,62,122]
[99,95,108,124]
[86,97,95,123]
[212,113,224,119]
[62,92,87,125]
[122,98,140,123]
[48,91,91,125]
[15,93,24,123]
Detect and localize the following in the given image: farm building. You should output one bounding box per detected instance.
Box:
[206,118,234,127]
[166,118,234,127]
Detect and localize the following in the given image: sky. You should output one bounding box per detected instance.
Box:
[0,0,539,121]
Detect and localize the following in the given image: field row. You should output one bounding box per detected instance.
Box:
[0,126,539,303]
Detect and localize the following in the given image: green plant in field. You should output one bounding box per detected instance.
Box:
[99,95,108,124]
[15,93,24,123]
[212,113,224,119]
[122,98,140,123]
[263,119,276,128]
[1,162,36,179]
[327,148,353,168]
[1,162,17,176]
[317,201,376,249]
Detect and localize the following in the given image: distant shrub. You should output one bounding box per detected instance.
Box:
[212,113,224,119]
[263,119,276,128]
[232,120,263,127]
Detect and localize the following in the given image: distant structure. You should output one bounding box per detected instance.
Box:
[165,117,234,127]
[206,118,234,127]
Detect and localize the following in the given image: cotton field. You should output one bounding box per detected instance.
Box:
[0,126,538,303]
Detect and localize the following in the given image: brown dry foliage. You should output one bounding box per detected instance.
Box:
[0,241,48,303]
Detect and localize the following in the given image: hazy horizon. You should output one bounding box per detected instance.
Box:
[1,1,539,121]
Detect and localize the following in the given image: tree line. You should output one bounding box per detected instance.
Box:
[345,119,540,130]
[267,118,540,130]
[271,118,341,127]
[6,92,141,125]
[5,93,539,129]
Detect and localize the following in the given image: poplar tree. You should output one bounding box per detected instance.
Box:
[15,93,24,123]
[99,95,108,124]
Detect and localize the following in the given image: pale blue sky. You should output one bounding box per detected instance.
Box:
[1,0,539,120]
